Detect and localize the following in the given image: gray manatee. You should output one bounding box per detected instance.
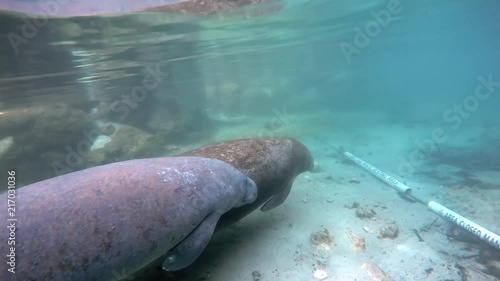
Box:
[0,156,257,281]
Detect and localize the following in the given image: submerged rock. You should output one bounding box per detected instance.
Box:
[361,262,393,281]
[75,123,163,169]
[356,207,376,219]
[377,224,399,239]
[310,228,334,250]
[0,105,96,156]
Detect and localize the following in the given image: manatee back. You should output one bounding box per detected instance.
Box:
[0,156,256,281]
[179,137,314,229]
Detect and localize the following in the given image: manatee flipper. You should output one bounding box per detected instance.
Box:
[162,212,220,271]
[260,180,293,211]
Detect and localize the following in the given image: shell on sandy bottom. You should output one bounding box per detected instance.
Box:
[313,269,328,280]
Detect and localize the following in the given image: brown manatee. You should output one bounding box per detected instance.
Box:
[0,156,257,281]
[0,0,279,17]
[179,137,314,229]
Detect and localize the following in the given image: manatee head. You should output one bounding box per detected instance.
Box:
[200,156,258,211]
[235,176,258,208]
[160,158,258,272]
[289,137,314,173]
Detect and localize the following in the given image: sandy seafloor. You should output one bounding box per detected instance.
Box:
[138,109,500,281]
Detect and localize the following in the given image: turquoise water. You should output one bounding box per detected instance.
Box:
[0,0,499,280]
[2,0,499,119]
[3,0,498,173]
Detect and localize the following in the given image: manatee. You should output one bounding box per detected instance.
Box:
[0,156,257,281]
[179,137,314,229]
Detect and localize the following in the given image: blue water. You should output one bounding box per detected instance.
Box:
[2,0,499,121]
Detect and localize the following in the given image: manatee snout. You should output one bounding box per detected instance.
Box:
[295,140,314,172]
[231,174,258,208]
[242,177,258,204]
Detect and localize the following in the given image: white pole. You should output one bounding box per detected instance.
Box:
[428,201,500,250]
[344,152,412,194]
[344,151,500,251]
